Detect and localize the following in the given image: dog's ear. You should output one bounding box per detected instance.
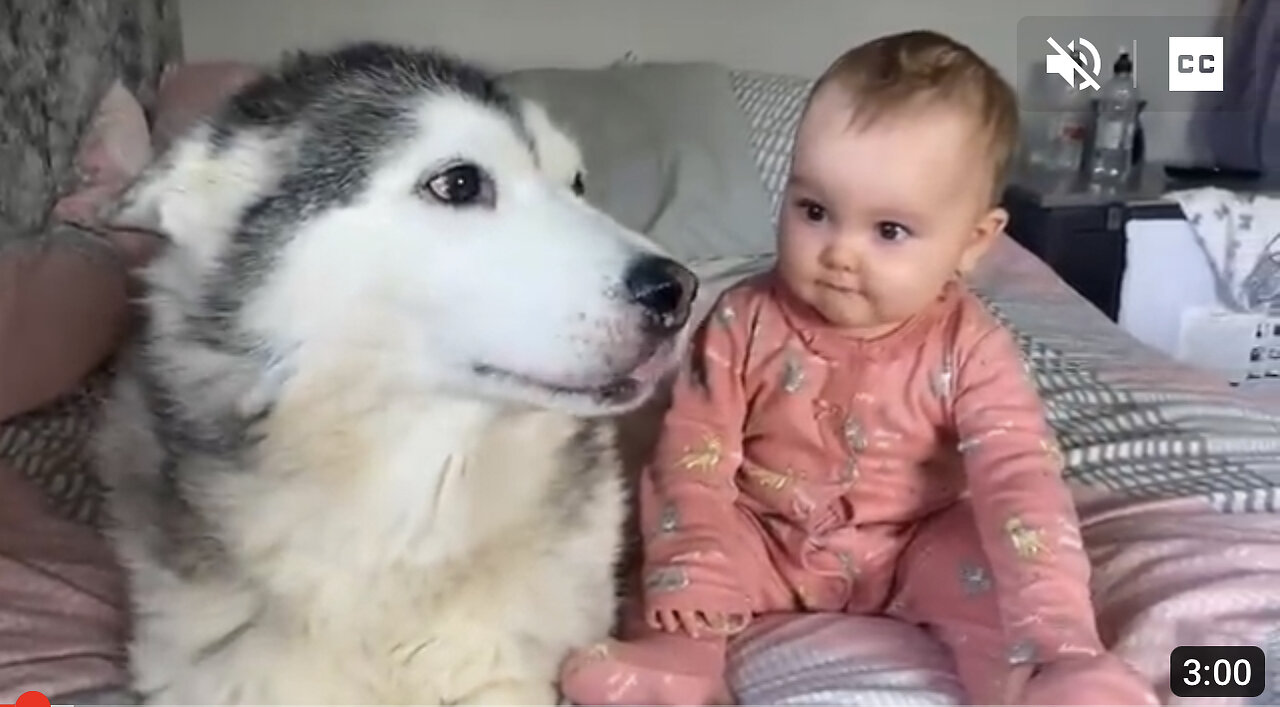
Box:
[107,158,171,235]
[516,97,586,191]
[104,128,282,266]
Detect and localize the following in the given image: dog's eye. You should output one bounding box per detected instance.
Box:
[571,172,585,197]
[421,163,495,207]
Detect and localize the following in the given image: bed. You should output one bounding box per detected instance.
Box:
[3,3,1280,704]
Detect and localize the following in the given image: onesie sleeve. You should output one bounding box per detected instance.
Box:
[950,317,1105,667]
[638,289,753,617]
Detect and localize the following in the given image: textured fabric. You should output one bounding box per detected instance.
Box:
[501,62,776,261]
[0,370,114,527]
[727,613,966,706]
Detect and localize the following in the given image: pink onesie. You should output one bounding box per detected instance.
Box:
[561,271,1158,706]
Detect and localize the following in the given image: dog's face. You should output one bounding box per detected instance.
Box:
[112,44,697,416]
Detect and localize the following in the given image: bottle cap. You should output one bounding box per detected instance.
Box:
[1114,50,1133,75]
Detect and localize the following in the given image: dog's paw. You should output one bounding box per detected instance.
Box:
[457,680,558,705]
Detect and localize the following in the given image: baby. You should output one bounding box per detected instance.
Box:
[560,30,1159,706]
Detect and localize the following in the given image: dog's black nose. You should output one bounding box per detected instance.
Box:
[624,255,698,333]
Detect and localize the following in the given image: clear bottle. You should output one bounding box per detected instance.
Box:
[1088,50,1140,186]
[1047,96,1092,173]
[1031,47,1093,175]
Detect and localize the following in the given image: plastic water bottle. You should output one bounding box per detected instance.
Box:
[1047,93,1092,173]
[1029,48,1093,174]
[1088,50,1140,186]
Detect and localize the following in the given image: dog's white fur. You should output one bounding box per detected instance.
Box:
[96,52,691,705]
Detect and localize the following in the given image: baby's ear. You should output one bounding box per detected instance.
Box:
[959,206,1008,274]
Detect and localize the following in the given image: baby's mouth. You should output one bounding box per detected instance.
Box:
[817,279,860,295]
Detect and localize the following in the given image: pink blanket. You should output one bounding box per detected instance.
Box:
[0,465,126,701]
[724,490,1280,705]
[1083,490,1280,704]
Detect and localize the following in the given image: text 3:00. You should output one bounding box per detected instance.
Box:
[1186,658,1252,685]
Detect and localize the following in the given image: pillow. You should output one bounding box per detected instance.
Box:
[501,62,776,261]
[0,230,130,422]
[726,69,815,215]
[50,81,152,235]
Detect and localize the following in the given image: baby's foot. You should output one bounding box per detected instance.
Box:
[559,635,730,706]
[1013,654,1159,706]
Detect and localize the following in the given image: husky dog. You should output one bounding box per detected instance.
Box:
[93,42,697,705]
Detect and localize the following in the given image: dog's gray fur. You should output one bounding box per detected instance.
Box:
[94,42,693,704]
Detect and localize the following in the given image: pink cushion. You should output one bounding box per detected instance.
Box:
[0,240,130,422]
[51,80,152,234]
[0,463,127,701]
[53,65,266,271]
[151,61,262,151]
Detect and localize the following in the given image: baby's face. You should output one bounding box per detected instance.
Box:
[777,84,1005,335]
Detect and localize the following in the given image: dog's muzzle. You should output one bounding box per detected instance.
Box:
[624,256,698,335]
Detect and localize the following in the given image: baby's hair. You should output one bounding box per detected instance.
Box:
[810,30,1020,202]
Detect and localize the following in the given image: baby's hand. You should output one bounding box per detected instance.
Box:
[647,608,750,638]
[640,547,752,638]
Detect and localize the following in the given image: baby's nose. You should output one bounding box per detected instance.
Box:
[820,236,863,272]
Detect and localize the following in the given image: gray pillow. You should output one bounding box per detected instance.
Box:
[501,62,776,262]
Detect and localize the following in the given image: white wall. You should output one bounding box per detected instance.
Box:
[180,0,1231,163]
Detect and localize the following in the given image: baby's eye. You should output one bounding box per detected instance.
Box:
[876,221,912,242]
[797,198,828,223]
